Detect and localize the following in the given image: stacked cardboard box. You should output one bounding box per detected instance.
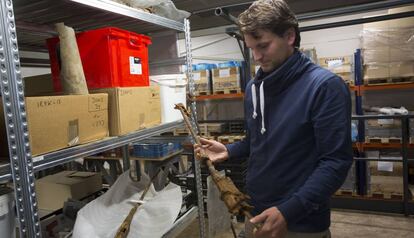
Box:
[366,151,405,198]
[193,70,211,95]
[365,117,402,141]
[361,7,414,84]
[212,67,241,94]
[318,56,353,85]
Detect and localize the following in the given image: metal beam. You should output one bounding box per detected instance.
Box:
[300,10,414,32]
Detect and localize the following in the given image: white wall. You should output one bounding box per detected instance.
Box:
[177,9,395,63]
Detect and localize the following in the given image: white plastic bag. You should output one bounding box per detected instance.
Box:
[72,171,182,238]
[152,0,191,22]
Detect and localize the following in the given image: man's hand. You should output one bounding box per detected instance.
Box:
[194,137,229,163]
[251,207,287,238]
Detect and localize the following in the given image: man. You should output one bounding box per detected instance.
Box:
[195,0,353,237]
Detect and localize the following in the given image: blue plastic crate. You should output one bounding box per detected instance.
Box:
[132,142,182,158]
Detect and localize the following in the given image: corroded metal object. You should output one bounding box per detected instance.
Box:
[175,103,258,226]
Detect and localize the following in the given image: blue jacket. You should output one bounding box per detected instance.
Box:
[226,51,353,232]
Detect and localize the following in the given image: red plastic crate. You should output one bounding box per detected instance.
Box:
[47,27,151,91]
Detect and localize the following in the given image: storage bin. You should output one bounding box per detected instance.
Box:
[47,27,151,91]
[132,142,181,158]
[150,74,187,123]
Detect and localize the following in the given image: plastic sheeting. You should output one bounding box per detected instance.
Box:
[114,0,191,21]
[72,171,182,238]
[206,172,231,238]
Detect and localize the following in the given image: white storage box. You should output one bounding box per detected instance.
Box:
[150,74,187,123]
[0,188,15,238]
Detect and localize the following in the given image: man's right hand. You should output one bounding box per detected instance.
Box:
[194,137,229,163]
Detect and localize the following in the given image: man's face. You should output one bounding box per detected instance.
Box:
[244,29,295,73]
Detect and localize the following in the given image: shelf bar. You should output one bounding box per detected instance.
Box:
[0,121,183,182]
[69,0,184,31]
[196,93,244,101]
[162,206,198,238]
[361,82,414,91]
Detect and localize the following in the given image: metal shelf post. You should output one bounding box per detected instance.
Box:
[184,18,206,238]
[0,0,41,237]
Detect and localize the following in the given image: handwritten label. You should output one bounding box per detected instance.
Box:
[92,120,105,128]
[36,99,61,108]
[120,89,133,96]
[88,96,106,112]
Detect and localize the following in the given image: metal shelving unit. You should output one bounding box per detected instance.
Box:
[0,0,205,237]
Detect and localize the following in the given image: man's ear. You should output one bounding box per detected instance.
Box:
[284,28,296,47]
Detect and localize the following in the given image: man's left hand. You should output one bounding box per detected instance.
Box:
[250,207,288,238]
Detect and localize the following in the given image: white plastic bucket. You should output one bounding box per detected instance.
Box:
[150,74,187,123]
[0,189,15,238]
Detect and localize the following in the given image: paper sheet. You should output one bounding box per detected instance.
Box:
[73,171,182,238]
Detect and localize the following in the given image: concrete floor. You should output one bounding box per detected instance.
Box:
[176,210,414,238]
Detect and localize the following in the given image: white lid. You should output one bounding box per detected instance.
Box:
[150,74,187,81]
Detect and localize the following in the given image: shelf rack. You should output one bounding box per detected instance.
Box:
[0,0,206,237]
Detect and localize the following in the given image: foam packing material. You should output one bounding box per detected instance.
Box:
[72,171,182,238]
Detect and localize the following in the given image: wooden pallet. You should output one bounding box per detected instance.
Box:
[369,192,403,200]
[365,136,402,144]
[213,88,241,95]
[364,76,414,85]
[194,90,210,96]
[217,135,245,144]
[334,189,357,197]
[173,127,189,136]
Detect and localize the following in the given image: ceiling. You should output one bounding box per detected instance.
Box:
[12,0,411,54]
[174,0,391,31]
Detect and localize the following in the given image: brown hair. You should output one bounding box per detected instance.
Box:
[238,0,300,48]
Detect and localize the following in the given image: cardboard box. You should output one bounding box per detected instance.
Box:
[36,171,102,211]
[212,67,240,92]
[0,94,109,156]
[193,70,211,94]
[390,62,414,77]
[363,64,389,79]
[92,86,161,136]
[370,175,403,195]
[23,74,54,96]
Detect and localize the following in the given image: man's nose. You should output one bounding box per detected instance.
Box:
[253,50,263,62]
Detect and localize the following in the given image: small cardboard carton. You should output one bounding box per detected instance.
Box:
[36,171,102,211]
[92,86,161,136]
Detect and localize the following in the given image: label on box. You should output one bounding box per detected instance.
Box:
[377,161,393,172]
[327,59,343,68]
[193,72,201,81]
[129,56,142,75]
[378,119,394,125]
[219,69,230,78]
